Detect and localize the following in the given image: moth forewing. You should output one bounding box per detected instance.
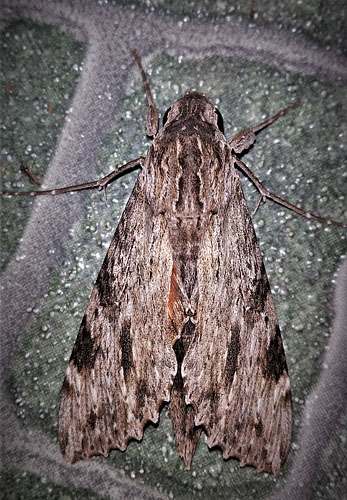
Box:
[58,172,178,463]
[181,144,292,475]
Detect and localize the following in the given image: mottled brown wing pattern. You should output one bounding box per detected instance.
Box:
[59,172,177,463]
[182,151,292,475]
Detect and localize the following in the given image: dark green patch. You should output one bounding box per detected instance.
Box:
[0,20,85,273]
[0,468,107,500]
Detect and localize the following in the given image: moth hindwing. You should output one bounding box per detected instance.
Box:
[58,85,293,476]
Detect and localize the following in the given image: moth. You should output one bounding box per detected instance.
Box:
[2,50,346,475]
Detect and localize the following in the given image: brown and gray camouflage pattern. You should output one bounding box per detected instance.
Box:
[59,92,292,475]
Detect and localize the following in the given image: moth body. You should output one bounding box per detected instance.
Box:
[2,49,345,477]
[59,92,292,475]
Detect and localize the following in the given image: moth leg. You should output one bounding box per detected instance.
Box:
[252,192,265,216]
[131,49,159,137]
[0,156,145,197]
[20,161,43,186]
[234,156,347,227]
[229,101,302,154]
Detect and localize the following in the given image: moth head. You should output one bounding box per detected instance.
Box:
[162,92,224,133]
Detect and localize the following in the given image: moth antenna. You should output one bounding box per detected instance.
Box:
[131,48,159,137]
[230,101,302,154]
[250,101,302,134]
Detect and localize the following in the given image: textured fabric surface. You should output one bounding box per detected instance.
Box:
[0,1,346,499]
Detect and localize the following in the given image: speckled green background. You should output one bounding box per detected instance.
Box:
[1,1,346,499]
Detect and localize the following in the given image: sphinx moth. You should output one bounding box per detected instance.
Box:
[2,51,345,475]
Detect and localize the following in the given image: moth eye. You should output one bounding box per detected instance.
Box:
[215,108,224,133]
[162,107,172,125]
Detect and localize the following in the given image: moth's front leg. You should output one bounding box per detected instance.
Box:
[0,157,145,198]
[131,49,159,137]
[234,156,347,227]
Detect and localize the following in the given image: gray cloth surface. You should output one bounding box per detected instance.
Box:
[0,1,346,499]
